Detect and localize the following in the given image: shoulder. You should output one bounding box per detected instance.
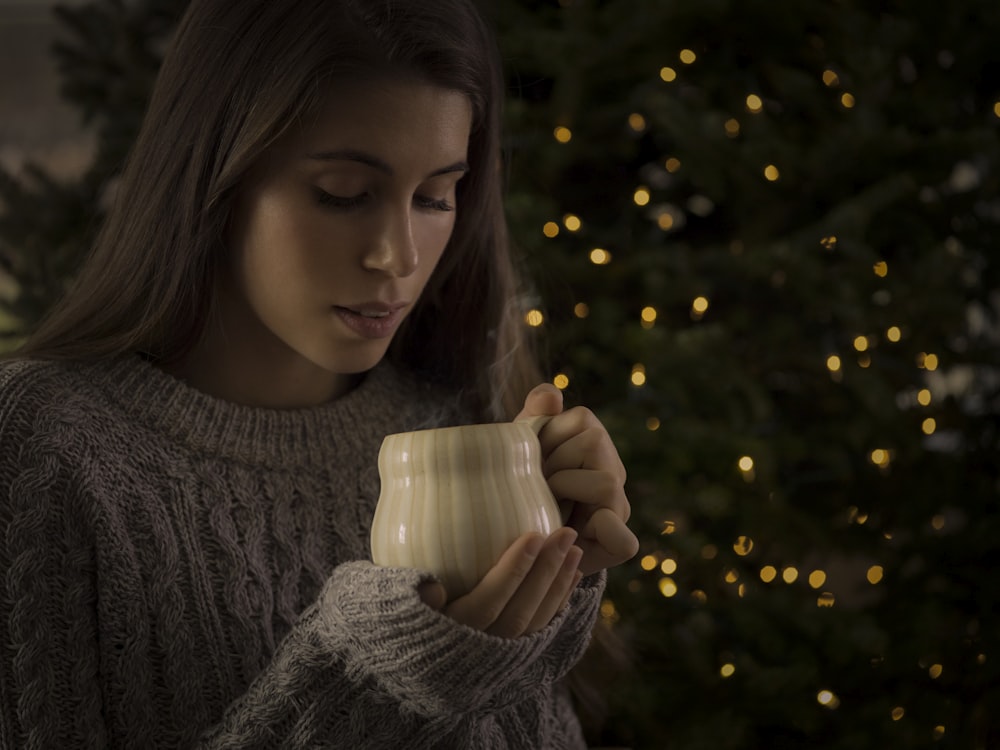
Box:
[0,358,80,432]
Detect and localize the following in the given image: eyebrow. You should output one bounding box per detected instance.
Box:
[305,148,470,178]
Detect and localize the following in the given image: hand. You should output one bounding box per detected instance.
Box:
[515,384,639,577]
[418,527,583,638]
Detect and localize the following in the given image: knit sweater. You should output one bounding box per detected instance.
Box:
[0,355,602,749]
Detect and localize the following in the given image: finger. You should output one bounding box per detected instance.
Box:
[525,544,583,634]
[576,508,640,576]
[486,527,578,638]
[418,581,447,611]
[548,468,630,521]
[443,533,544,630]
[556,569,584,613]
[540,413,627,484]
[513,383,564,423]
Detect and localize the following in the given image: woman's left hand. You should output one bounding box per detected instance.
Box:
[515,384,639,577]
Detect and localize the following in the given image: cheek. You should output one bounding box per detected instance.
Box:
[417,215,458,272]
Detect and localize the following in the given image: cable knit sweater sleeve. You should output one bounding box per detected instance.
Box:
[0,357,603,749]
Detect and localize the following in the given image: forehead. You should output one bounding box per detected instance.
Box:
[291,77,473,164]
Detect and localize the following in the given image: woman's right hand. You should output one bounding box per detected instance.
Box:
[418,527,583,639]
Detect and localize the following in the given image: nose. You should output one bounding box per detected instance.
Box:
[362,204,418,278]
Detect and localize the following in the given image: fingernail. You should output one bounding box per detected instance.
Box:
[558,528,578,553]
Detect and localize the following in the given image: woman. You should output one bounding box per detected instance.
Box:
[0,0,638,746]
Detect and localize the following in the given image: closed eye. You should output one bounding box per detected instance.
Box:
[315,188,369,211]
[416,195,454,212]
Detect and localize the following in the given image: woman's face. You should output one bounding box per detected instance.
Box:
[209,78,472,407]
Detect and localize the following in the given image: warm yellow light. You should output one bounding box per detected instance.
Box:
[922,417,937,435]
[764,164,780,181]
[553,126,573,143]
[691,589,707,603]
[929,664,943,679]
[782,567,798,584]
[808,570,827,589]
[886,326,902,342]
[931,514,946,531]
[858,354,871,369]
[665,156,681,172]
[720,663,736,678]
[657,213,675,231]
[817,690,839,708]
[590,248,612,265]
[922,352,940,371]
[874,260,888,277]
[760,566,777,583]
[734,536,754,556]
[820,235,838,249]
[724,118,740,137]
[599,600,617,619]
[660,66,677,82]
[853,335,869,352]
[917,388,932,406]
[647,417,661,431]
[738,456,754,472]
[633,187,651,206]
[631,364,647,387]
[817,592,835,607]
[658,577,678,597]
[746,94,763,113]
[934,725,946,739]
[563,214,582,232]
[891,707,904,721]
[661,521,676,535]
[867,565,884,584]
[543,221,560,238]
[660,558,677,574]
[679,48,697,64]
[553,373,570,390]
[841,92,856,108]
[640,554,658,571]
[701,544,718,560]
[525,309,545,327]
[641,306,658,323]
[994,101,1000,118]
[628,113,647,132]
[826,355,842,372]
[692,296,710,314]
[574,302,590,318]
[822,69,840,87]
[870,448,890,467]
[724,569,739,584]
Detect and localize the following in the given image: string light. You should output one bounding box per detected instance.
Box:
[691,590,707,604]
[658,577,678,597]
[543,221,560,238]
[763,164,780,181]
[826,355,842,372]
[589,248,612,265]
[553,126,573,143]
[891,707,905,721]
[724,569,739,584]
[657,213,675,231]
[679,48,697,64]
[822,69,840,86]
[553,373,570,390]
[918,352,939,370]
[917,388,932,405]
[817,592,835,607]
[874,260,888,277]
[660,66,677,82]
[841,92,856,108]
[691,296,709,321]
[929,664,943,679]
[525,309,545,327]
[760,565,777,583]
[631,364,647,386]
[646,417,661,431]
[745,94,764,113]
[817,690,840,709]
[994,101,1000,118]
[853,336,869,352]
[820,235,838,250]
[738,455,754,472]
[641,306,658,328]
[640,554,658,571]
[782,567,798,584]
[660,558,677,574]
[867,565,884,584]
[870,448,891,468]
[665,157,681,172]
[563,214,582,231]
[573,302,589,318]
[922,417,937,435]
[724,118,740,138]
[720,663,736,678]
[599,599,620,624]
[933,726,946,739]
[886,326,902,342]
[701,544,718,560]
[734,536,754,556]
[628,113,647,132]
[931,514,945,531]
[633,186,652,206]
[661,521,676,535]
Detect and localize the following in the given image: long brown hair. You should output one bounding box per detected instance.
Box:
[16,0,540,421]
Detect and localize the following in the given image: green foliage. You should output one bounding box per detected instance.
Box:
[2,0,999,746]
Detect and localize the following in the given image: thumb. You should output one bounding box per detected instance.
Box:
[514,383,564,423]
[418,581,447,611]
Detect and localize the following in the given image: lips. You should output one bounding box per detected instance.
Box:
[334,302,408,339]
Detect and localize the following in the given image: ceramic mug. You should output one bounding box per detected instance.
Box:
[370,415,568,598]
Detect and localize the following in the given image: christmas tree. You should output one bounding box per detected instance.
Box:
[2,1,999,747]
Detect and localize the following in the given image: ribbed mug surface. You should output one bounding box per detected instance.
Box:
[370,420,563,598]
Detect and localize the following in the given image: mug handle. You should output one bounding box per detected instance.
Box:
[514,414,572,524]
